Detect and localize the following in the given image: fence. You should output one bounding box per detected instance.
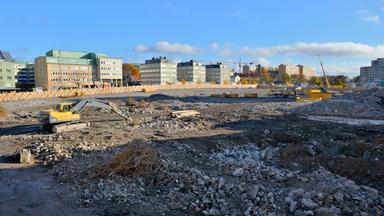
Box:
[0,84,257,102]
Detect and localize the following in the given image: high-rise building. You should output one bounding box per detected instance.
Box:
[205,63,231,84]
[360,58,384,84]
[15,62,35,89]
[177,60,206,83]
[0,50,16,89]
[140,57,177,85]
[34,50,122,90]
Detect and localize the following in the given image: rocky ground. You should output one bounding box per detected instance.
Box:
[1,88,384,215]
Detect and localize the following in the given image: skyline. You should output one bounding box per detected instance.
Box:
[2,0,384,77]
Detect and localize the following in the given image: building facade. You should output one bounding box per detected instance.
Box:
[278,64,315,78]
[96,57,123,86]
[34,50,122,90]
[177,60,206,83]
[360,58,384,84]
[0,50,16,89]
[205,63,231,84]
[243,64,257,75]
[140,57,177,85]
[15,62,35,89]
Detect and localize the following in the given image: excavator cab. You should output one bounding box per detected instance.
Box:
[56,103,74,112]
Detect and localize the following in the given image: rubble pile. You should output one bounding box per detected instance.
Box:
[294,90,384,119]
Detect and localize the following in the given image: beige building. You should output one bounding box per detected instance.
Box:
[35,56,94,90]
[360,58,384,84]
[35,50,122,90]
[177,60,206,83]
[140,57,177,85]
[278,64,314,78]
[243,64,257,74]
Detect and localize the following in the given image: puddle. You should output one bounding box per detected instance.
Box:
[303,115,384,126]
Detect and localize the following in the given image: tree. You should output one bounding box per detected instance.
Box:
[240,79,249,85]
[281,72,291,85]
[123,64,140,81]
[310,76,322,86]
[181,79,187,85]
[260,68,273,84]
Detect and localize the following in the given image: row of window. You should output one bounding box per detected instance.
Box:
[0,69,12,73]
[51,72,92,76]
[100,67,120,71]
[50,65,90,70]
[50,78,90,82]
[0,76,13,80]
[100,61,118,65]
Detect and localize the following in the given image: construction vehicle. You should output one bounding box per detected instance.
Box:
[39,99,129,133]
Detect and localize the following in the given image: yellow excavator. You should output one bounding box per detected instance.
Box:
[39,99,129,133]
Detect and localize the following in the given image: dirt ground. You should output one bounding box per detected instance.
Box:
[1,87,384,215]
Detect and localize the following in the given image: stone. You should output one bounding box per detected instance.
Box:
[248,185,259,200]
[333,192,344,202]
[208,208,220,216]
[232,168,244,177]
[20,149,32,164]
[301,198,319,210]
[314,207,341,216]
[289,201,298,213]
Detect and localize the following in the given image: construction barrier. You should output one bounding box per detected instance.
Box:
[0,84,257,102]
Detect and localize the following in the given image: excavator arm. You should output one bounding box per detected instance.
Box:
[70,99,129,119]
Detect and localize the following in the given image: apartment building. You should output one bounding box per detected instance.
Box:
[243,64,257,74]
[278,64,315,78]
[15,62,35,89]
[34,50,122,90]
[177,60,206,83]
[205,63,231,84]
[96,57,123,86]
[360,58,384,84]
[140,57,177,85]
[0,50,16,89]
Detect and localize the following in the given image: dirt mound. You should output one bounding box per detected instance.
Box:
[148,94,180,101]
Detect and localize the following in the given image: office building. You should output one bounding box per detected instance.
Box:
[0,50,16,89]
[205,63,231,84]
[140,57,177,85]
[34,50,122,90]
[177,60,206,83]
[243,64,257,75]
[15,62,35,89]
[360,58,384,84]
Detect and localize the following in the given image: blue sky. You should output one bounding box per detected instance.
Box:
[1,0,384,77]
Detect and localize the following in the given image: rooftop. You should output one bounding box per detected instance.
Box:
[0,50,14,62]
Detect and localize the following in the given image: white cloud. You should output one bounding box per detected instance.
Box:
[314,62,363,77]
[230,42,384,57]
[209,43,219,50]
[134,41,200,54]
[362,15,380,24]
[253,57,269,66]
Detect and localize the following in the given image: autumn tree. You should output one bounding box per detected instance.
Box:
[260,68,273,84]
[281,72,291,85]
[123,64,140,81]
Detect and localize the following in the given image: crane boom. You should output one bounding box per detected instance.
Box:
[318,55,331,87]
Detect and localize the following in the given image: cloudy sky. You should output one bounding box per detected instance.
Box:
[2,0,384,77]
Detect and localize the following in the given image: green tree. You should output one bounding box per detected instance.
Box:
[310,76,322,86]
[281,72,291,85]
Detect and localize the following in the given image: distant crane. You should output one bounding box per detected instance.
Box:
[318,55,331,88]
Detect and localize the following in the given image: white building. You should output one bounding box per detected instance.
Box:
[360,58,384,84]
[140,57,177,85]
[205,63,231,84]
[96,57,123,87]
[177,60,206,83]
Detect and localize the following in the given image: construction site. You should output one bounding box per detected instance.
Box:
[0,85,383,216]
